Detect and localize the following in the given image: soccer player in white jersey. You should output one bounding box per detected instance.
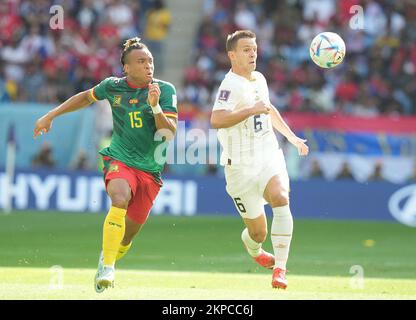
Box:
[210,30,309,289]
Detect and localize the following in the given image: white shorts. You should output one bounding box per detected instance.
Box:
[224,149,290,219]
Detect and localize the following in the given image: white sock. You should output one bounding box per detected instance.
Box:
[241,228,262,257]
[271,205,293,270]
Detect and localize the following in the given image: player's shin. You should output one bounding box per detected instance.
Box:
[116,242,132,261]
[241,228,262,257]
[271,205,293,270]
[102,206,127,266]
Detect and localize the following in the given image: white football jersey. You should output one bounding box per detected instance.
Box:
[213,70,280,166]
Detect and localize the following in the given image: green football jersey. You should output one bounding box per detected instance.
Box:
[90,77,178,174]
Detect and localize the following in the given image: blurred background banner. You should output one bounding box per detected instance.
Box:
[0,105,96,169]
[1,169,415,227]
[283,112,416,183]
[284,113,416,134]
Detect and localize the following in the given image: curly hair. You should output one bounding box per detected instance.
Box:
[120,37,149,66]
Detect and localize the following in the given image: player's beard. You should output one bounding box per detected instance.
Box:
[141,71,153,82]
[146,72,154,83]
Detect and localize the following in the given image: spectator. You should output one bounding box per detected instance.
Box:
[409,163,416,182]
[1,32,30,83]
[351,95,380,117]
[2,0,416,181]
[32,142,56,168]
[336,162,355,180]
[72,150,90,171]
[0,61,12,102]
[309,159,324,179]
[335,72,360,103]
[206,164,218,176]
[3,0,415,121]
[107,0,136,39]
[234,2,257,31]
[19,58,45,102]
[144,0,171,73]
[302,0,336,24]
[183,0,416,119]
[77,0,98,30]
[369,161,385,181]
[0,1,23,45]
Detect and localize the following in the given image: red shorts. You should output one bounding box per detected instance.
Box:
[102,156,162,225]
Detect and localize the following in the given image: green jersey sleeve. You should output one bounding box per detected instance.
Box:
[90,77,113,101]
[159,81,178,119]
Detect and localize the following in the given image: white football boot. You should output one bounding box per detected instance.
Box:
[94,252,115,293]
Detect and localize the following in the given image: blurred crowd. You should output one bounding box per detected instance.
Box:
[1,0,415,181]
[0,0,170,103]
[181,0,416,120]
[1,0,415,115]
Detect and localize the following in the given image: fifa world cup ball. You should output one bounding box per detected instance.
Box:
[309,32,346,68]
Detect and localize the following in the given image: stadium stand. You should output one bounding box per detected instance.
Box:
[1,0,415,181]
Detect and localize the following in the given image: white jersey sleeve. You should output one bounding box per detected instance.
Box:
[212,78,241,111]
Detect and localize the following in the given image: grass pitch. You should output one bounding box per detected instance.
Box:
[0,211,415,299]
[1,267,416,300]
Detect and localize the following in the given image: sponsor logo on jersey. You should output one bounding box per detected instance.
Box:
[129,98,138,104]
[218,90,231,102]
[113,95,122,107]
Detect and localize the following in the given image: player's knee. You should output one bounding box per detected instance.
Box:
[250,229,267,243]
[110,193,130,209]
[270,191,289,207]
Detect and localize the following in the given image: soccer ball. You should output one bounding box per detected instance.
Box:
[309,32,346,68]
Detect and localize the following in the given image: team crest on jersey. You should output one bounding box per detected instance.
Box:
[109,164,119,173]
[113,95,122,107]
[218,90,231,102]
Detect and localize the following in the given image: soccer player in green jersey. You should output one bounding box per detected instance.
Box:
[33,37,178,292]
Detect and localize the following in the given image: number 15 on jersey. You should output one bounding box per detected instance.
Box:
[129,111,143,128]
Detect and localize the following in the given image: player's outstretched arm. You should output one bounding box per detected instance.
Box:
[33,90,94,138]
[211,101,270,129]
[270,105,309,156]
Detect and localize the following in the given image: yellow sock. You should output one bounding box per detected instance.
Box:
[116,242,132,261]
[102,206,127,266]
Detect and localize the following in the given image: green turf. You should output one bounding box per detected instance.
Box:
[1,267,416,300]
[0,211,415,279]
[1,211,415,299]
